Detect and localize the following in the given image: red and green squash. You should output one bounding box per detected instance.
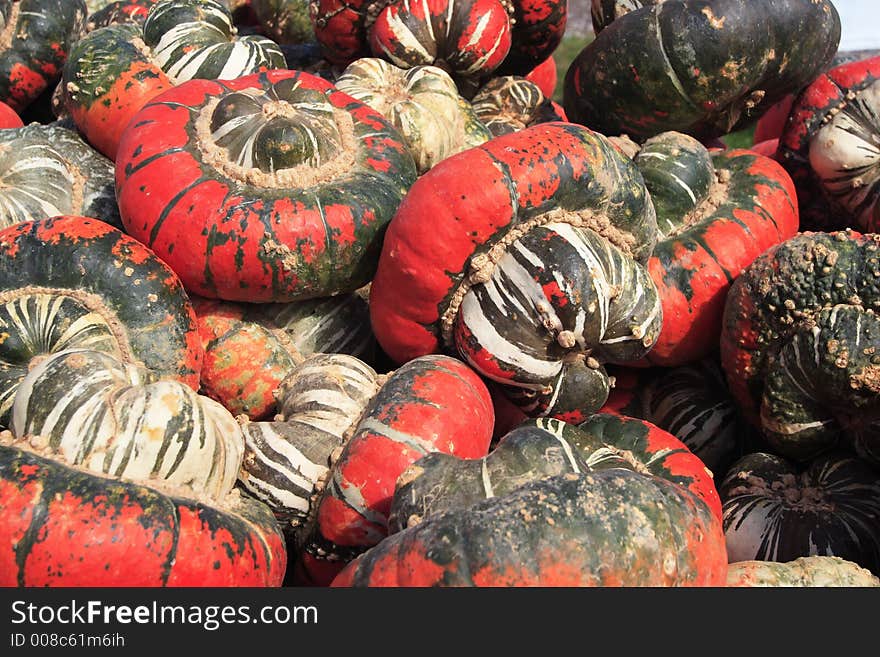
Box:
[310,0,565,82]
[370,122,662,422]
[368,0,512,92]
[721,230,880,466]
[719,451,880,575]
[564,0,841,142]
[0,348,285,586]
[0,442,286,586]
[624,132,800,365]
[293,354,494,585]
[391,413,722,527]
[0,0,87,113]
[193,291,376,419]
[115,69,417,303]
[777,55,880,232]
[333,468,727,586]
[61,0,286,159]
[0,216,202,427]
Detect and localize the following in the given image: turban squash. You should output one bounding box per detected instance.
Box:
[61,0,286,159]
[0,0,86,113]
[370,122,662,423]
[0,348,286,586]
[0,216,202,427]
[114,69,417,303]
[564,0,841,142]
[334,411,728,587]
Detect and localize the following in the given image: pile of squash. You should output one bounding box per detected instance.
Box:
[0,0,878,588]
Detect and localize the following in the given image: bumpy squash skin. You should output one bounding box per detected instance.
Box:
[0,444,286,586]
[333,470,728,587]
[295,354,494,586]
[564,0,841,142]
[721,230,880,466]
[645,148,799,366]
[578,413,722,521]
[727,556,880,587]
[777,56,880,232]
[0,0,87,113]
[115,70,416,303]
[0,216,202,425]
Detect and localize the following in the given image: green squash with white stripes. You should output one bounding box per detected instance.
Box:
[10,349,242,501]
[0,122,121,231]
[238,353,380,538]
[720,451,880,575]
[335,58,491,174]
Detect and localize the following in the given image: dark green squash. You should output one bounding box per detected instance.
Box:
[564,0,841,142]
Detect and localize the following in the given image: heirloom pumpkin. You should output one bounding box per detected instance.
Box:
[367,0,512,93]
[727,556,880,587]
[193,292,376,419]
[777,56,880,232]
[391,413,722,527]
[470,75,566,137]
[0,216,202,427]
[0,348,286,586]
[310,0,565,81]
[335,57,491,173]
[292,354,494,586]
[721,230,880,466]
[564,0,841,142]
[719,451,880,575]
[115,69,417,303]
[622,132,800,366]
[61,0,286,159]
[0,122,122,231]
[238,353,380,536]
[333,469,727,586]
[601,359,760,476]
[370,122,662,422]
[0,0,86,113]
